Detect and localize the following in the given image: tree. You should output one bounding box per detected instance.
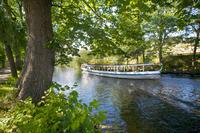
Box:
[0,0,18,77]
[80,0,152,63]
[177,0,200,71]
[17,0,55,102]
[0,44,6,68]
[10,0,26,70]
[144,2,178,64]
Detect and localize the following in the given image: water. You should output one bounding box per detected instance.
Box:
[53,67,200,133]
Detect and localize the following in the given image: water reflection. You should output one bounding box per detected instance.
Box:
[53,67,200,132]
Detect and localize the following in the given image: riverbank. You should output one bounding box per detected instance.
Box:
[163,54,200,74]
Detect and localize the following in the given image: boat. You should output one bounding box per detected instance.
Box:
[81,63,162,79]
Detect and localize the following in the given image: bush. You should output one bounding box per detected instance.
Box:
[163,54,200,73]
[0,82,106,133]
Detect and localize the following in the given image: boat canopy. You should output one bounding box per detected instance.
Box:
[81,63,162,72]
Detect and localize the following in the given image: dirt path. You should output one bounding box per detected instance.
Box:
[0,68,11,83]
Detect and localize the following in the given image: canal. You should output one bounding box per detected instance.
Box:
[53,67,200,133]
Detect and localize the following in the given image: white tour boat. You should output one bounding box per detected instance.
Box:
[81,63,162,79]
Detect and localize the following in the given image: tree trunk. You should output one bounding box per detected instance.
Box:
[15,52,23,70]
[14,46,23,70]
[158,43,163,64]
[136,55,139,64]
[17,0,55,103]
[0,51,6,68]
[142,50,145,63]
[158,27,164,64]
[4,44,18,78]
[126,58,129,65]
[192,31,199,71]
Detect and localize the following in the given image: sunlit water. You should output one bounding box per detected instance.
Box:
[53,67,200,133]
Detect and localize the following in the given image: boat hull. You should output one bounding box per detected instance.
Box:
[82,69,161,79]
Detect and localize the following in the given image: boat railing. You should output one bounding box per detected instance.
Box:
[82,63,162,72]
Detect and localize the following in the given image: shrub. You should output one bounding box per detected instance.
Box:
[0,82,106,133]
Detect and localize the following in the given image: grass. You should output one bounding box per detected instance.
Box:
[0,76,17,98]
[0,76,18,117]
[0,85,14,94]
[0,86,13,91]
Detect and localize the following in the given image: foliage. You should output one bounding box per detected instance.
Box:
[3,76,18,86]
[69,49,93,68]
[51,0,108,65]
[176,0,200,69]
[143,1,179,63]
[89,56,122,65]
[0,76,19,116]
[69,49,129,68]
[0,86,16,116]
[0,0,199,69]
[0,82,106,133]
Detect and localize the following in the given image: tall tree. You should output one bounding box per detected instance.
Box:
[4,44,18,77]
[144,3,178,64]
[0,0,18,77]
[10,0,27,70]
[17,0,55,102]
[0,44,6,68]
[177,0,200,70]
